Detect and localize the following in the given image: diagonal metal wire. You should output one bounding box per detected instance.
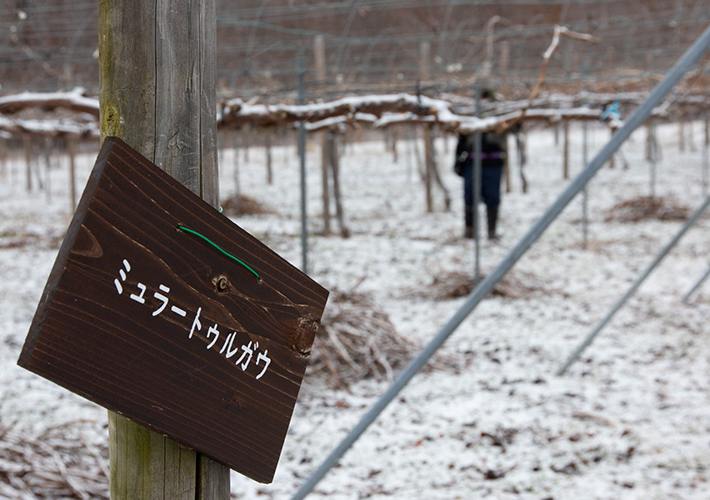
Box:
[682,263,710,303]
[291,22,710,500]
[557,194,710,376]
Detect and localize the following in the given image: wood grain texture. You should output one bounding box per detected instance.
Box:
[98,0,226,495]
[98,0,156,159]
[18,138,329,484]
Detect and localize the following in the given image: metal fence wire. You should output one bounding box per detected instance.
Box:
[291,22,710,500]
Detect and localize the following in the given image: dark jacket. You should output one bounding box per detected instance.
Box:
[454,132,506,176]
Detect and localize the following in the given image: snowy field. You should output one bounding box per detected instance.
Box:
[1,120,709,499]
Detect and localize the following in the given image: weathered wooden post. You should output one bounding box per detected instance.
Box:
[23,134,32,191]
[581,117,589,249]
[515,128,528,194]
[320,135,332,235]
[42,137,52,204]
[98,1,229,498]
[504,133,511,193]
[563,119,570,179]
[67,138,77,211]
[326,130,350,238]
[265,128,273,185]
[423,125,434,212]
[232,130,242,214]
[704,114,709,196]
[391,126,399,163]
[0,138,6,180]
[649,120,658,198]
[679,120,686,152]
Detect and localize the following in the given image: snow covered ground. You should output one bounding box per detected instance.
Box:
[1,120,709,499]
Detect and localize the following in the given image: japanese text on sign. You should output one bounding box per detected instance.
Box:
[113,258,271,380]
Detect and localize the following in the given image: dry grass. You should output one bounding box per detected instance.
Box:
[423,270,547,301]
[220,194,274,216]
[604,196,690,223]
[306,288,418,389]
[0,418,108,499]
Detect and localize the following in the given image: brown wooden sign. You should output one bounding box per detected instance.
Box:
[17,137,329,484]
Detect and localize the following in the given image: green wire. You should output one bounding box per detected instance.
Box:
[177,224,261,280]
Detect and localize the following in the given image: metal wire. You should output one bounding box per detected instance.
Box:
[290,21,710,500]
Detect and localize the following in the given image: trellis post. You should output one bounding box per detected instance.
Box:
[98,1,230,498]
[563,119,570,179]
[67,138,77,211]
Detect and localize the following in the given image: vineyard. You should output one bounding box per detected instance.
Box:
[1,1,710,499]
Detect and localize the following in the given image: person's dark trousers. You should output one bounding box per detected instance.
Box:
[465,164,502,239]
[486,205,499,240]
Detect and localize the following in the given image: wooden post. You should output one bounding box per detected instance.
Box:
[320,135,331,235]
[423,125,433,212]
[265,128,273,185]
[23,134,32,192]
[0,139,6,179]
[504,132,511,193]
[243,125,250,162]
[232,130,241,214]
[43,137,52,204]
[609,126,616,169]
[515,128,528,194]
[99,1,229,498]
[689,119,696,152]
[649,120,658,198]
[67,138,77,211]
[327,130,350,238]
[429,139,451,212]
[563,119,570,179]
[391,126,399,163]
[679,120,686,152]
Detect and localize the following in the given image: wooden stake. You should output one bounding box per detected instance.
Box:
[23,134,32,192]
[679,120,686,152]
[327,130,350,238]
[99,0,229,497]
[704,115,709,196]
[232,130,241,214]
[265,128,273,185]
[0,139,6,179]
[428,136,451,211]
[504,133,511,193]
[243,125,250,162]
[67,139,77,212]
[43,137,52,204]
[321,131,331,235]
[563,119,570,179]
[423,125,433,212]
[391,126,399,163]
[515,129,528,194]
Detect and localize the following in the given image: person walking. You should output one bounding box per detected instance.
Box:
[454,103,507,240]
